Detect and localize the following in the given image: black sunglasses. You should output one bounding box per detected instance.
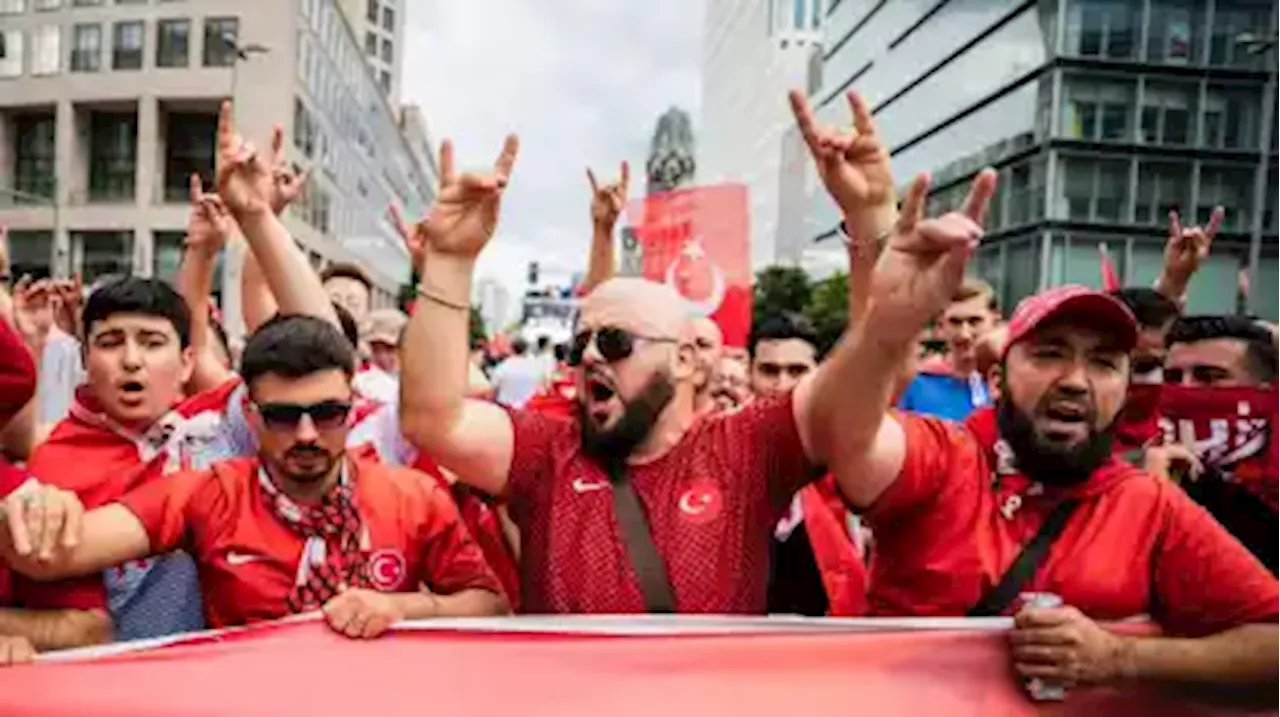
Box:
[568,327,676,366]
[255,400,353,430]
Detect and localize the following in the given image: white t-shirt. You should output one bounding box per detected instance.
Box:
[352,366,399,404]
[491,354,548,409]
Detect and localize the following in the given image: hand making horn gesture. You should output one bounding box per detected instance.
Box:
[267,124,310,215]
[214,100,277,219]
[416,135,520,261]
[587,160,630,231]
[866,169,998,343]
[1158,206,1223,296]
[788,89,895,236]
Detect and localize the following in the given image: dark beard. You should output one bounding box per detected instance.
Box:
[579,372,675,467]
[996,399,1115,485]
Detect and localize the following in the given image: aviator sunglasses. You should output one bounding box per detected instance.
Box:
[568,327,677,366]
[253,400,353,430]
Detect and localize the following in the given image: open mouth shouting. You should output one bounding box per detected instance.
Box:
[1039,399,1090,442]
[116,379,148,408]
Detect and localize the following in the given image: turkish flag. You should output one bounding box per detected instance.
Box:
[628,185,752,347]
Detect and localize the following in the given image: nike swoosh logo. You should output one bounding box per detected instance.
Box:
[571,478,610,494]
[226,551,264,566]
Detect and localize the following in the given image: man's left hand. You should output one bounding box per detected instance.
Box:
[321,588,405,639]
[1009,605,1131,687]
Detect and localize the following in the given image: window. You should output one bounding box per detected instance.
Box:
[366,0,378,23]
[364,31,376,56]
[1061,78,1134,141]
[293,97,315,157]
[112,21,144,70]
[152,232,186,285]
[380,38,392,63]
[0,0,25,12]
[156,19,190,68]
[6,231,53,281]
[1203,84,1260,150]
[1146,1,1197,64]
[1198,165,1253,231]
[13,114,56,202]
[1068,1,1137,59]
[1209,6,1271,68]
[0,30,24,77]
[381,5,394,31]
[88,112,137,201]
[1140,82,1196,145]
[202,17,238,67]
[35,0,60,9]
[31,25,60,75]
[1057,155,1130,222]
[72,0,102,5]
[74,231,133,283]
[379,69,390,93]
[1135,161,1191,224]
[71,24,102,72]
[164,112,216,202]
[793,0,805,30]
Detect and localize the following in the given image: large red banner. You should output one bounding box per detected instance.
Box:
[0,616,1271,716]
[628,185,753,347]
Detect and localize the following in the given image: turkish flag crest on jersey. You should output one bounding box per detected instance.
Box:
[629,185,752,347]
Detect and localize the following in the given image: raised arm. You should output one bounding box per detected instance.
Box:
[399,137,520,497]
[177,174,236,390]
[1153,207,1222,305]
[0,480,150,582]
[581,161,629,294]
[241,125,312,335]
[215,103,336,327]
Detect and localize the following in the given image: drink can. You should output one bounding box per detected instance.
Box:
[1017,592,1066,701]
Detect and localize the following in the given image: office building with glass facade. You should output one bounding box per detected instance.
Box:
[805,0,1277,318]
[0,0,433,334]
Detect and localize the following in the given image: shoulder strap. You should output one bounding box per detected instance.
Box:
[605,462,676,613]
[967,499,1080,617]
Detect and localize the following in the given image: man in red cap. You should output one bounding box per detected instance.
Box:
[830,248,1278,689]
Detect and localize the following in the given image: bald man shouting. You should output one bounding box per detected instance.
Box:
[398,90,953,614]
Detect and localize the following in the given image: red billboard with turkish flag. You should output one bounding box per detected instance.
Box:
[628,184,752,347]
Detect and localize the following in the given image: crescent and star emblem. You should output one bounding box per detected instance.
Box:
[664,238,727,317]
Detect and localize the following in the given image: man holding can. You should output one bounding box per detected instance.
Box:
[823,165,1278,691]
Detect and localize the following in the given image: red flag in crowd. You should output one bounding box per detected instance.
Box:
[628,185,752,347]
[1098,242,1121,292]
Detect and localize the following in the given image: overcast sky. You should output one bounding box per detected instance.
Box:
[401,0,705,316]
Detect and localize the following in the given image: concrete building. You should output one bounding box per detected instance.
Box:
[398,103,439,190]
[335,0,403,102]
[0,0,434,335]
[701,0,824,268]
[800,0,1277,319]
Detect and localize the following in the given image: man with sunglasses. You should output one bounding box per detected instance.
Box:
[397,91,913,614]
[1,315,506,637]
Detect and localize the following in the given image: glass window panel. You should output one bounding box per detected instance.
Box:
[1141,81,1197,145]
[75,231,133,282]
[156,19,190,68]
[1005,238,1041,309]
[13,114,56,202]
[88,112,137,201]
[32,25,60,75]
[382,6,394,31]
[202,17,238,67]
[112,20,143,71]
[1198,165,1253,231]
[1203,84,1260,150]
[164,112,216,203]
[1184,253,1241,314]
[1067,1,1138,58]
[71,24,101,72]
[364,31,376,56]
[0,30,25,77]
[1128,241,1166,288]
[6,231,53,281]
[1135,161,1191,225]
[366,0,378,23]
[1147,1,1199,64]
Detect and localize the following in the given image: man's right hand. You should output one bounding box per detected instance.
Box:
[863,169,997,344]
[587,161,629,232]
[214,100,276,219]
[416,135,520,262]
[1,479,83,563]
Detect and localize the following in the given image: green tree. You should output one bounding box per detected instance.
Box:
[753,265,811,325]
[805,271,848,356]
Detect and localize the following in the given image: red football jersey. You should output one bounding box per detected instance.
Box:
[506,392,817,614]
[867,408,1279,636]
[118,456,502,628]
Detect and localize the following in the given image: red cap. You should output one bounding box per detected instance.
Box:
[1003,285,1137,358]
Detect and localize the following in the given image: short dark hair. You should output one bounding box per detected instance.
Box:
[82,277,192,347]
[1168,315,1278,384]
[1110,288,1180,331]
[331,301,360,348]
[241,314,356,392]
[748,312,818,359]
[511,337,529,355]
[536,335,550,351]
[319,262,372,291]
[554,343,568,363]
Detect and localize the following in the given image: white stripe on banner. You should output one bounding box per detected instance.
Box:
[37,614,1019,663]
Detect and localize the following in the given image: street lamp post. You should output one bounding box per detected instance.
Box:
[223,36,270,118]
[1238,32,1277,317]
